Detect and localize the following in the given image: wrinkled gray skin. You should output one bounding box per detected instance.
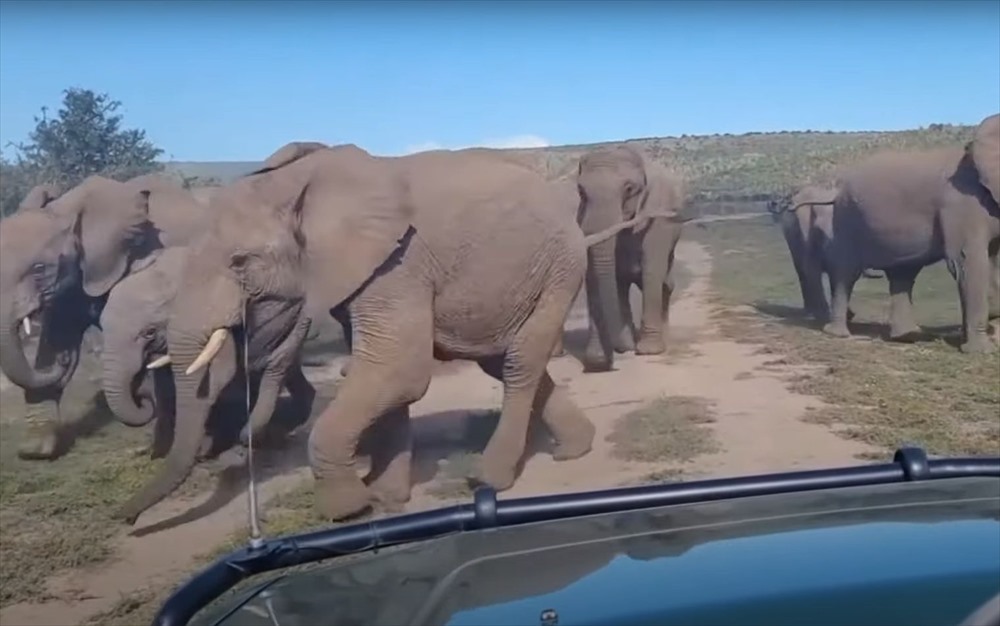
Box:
[823,113,1000,352]
[99,246,315,461]
[574,145,688,372]
[0,173,207,461]
[766,185,882,323]
[115,142,647,526]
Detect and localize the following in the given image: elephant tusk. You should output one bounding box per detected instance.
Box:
[185,328,229,375]
[22,317,31,336]
[146,354,172,370]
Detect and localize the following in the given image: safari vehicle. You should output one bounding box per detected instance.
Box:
[153,447,1000,626]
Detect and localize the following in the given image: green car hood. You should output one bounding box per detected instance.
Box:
[197,476,1000,626]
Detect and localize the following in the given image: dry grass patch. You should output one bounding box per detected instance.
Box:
[692,218,999,457]
[606,395,721,464]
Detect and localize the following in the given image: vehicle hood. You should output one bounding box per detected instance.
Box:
[197,477,1000,626]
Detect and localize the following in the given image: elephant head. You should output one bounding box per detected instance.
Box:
[98,247,186,428]
[115,143,413,524]
[0,176,159,392]
[969,113,1000,207]
[575,145,684,369]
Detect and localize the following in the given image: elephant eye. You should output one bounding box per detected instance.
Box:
[230,252,249,270]
[30,262,46,275]
[142,327,158,338]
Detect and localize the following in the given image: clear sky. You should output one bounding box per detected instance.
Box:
[1,0,998,162]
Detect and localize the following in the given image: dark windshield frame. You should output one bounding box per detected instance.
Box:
[151,446,1000,626]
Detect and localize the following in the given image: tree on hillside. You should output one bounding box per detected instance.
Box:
[1,88,164,217]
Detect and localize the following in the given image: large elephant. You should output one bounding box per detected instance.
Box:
[114,142,663,525]
[823,112,1000,352]
[574,145,689,372]
[0,173,207,460]
[99,246,315,461]
[766,185,882,323]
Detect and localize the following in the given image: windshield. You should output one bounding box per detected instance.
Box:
[0,2,998,625]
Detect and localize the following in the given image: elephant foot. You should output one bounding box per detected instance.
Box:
[315,474,373,521]
[960,334,998,354]
[550,420,595,461]
[366,478,411,512]
[635,334,666,356]
[16,423,60,461]
[822,322,851,338]
[889,323,923,343]
[582,347,613,373]
[467,451,517,492]
[614,330,635,354]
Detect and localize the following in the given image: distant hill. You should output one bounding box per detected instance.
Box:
[164,123,977,215]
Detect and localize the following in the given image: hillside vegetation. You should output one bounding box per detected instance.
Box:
[167,123,977,215]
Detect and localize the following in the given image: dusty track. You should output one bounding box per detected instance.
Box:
[0,240,872,626]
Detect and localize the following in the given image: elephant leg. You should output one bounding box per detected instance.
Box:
[885,265,922,341]
[801,255,830,322]
[946,242,996,353]
[823,264,861,339]
[636,259,671,357]
[988,243,999,321]
[17,388,63,460]
[150,410,175,460]
[281,361,317,433]
[308,296,433,521]
[240,317,312,446]
[361,406,413,511]
[616,279,636,353]
[478,359,594,463]
[473,289,577,491]
[550,332,566,359]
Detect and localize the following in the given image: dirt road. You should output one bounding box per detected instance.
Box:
[0,240,873,626]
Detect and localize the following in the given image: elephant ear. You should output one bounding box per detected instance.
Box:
[250,142,331,177]
[75,183,152,297]
[295,162,416,311]
[970,113,1000,205]
[637,161,686,232]
[18,183,61,212]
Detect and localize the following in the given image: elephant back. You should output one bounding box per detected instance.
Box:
[970,113,1000,206]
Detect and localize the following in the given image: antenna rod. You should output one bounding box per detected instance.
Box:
[241,282,265,549]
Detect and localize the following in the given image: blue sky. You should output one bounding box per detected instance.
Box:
[1,0,998,162]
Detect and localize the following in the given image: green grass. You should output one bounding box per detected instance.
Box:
[690,217,1000,457]
[606,396,722,464]
[0,357,217,609]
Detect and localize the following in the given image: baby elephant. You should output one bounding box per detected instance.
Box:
[98,246,315,460]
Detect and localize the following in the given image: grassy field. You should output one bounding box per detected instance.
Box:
[690,216,1000,458]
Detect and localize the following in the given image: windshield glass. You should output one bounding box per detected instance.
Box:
[0,2,997,625]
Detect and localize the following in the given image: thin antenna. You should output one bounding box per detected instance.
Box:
[241,279,265,549]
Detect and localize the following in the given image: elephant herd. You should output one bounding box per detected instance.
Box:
[767,113,1000,351]
[0,112,997,526]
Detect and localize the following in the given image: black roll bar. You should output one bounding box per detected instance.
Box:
[151,446,1000,626]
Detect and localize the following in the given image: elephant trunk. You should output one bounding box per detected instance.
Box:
[0,308,67,390]
[101,351,155,427]
[114,334,214,525]
[588,234,622,365]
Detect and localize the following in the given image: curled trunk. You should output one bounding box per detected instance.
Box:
[0,315,69,390]
[101,353,154,427]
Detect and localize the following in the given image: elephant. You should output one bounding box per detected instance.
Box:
[766,185,883,323]
[822,112,1000,353]
[113,142,669,525]
[99,246,316,462]
[0,173,208,460]
[574,145,689,372]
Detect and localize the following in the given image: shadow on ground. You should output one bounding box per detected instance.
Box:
[751,301,965,347]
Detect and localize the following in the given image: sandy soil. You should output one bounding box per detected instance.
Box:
[0,240,873,626]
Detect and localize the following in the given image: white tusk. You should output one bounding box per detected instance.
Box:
[185,328,229,375]
[22,318,31,336]
[146,354,172,370]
